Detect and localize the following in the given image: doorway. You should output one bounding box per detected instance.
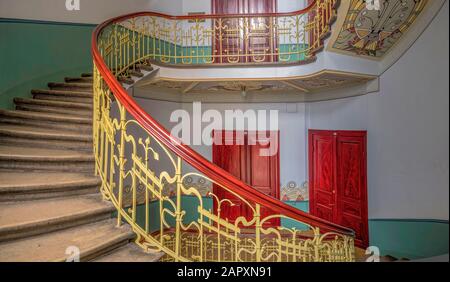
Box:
[308,130,369,248]
[211,0,278,63]
[212,130,280,226]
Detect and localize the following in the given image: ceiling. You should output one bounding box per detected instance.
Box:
[134,70,377,103]
[328,0,429,59]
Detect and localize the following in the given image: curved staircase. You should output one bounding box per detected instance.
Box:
[0,75,163,262]
[0,0,357,262]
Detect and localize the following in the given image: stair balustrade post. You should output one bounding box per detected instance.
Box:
[117,104,127,227]
[174,157,183,261]
[255,204,262,262]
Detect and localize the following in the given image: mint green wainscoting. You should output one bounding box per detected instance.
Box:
[131,199,449,259]
[368,219,449,259]
[0,19,95,109]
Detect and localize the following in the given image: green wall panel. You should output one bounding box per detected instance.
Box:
[134,198,448,260]
[0,19,95,109]
[369,219,449,259]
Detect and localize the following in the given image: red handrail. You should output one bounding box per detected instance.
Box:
[104,1,318,21]
[91,4,354,237]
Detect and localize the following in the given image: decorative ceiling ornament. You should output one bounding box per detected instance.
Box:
[206,81,275,92]
[293,72,370,90]
[137,71,376,99]
[332,0,428,58]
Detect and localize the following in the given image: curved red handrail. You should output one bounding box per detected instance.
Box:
[91,4,354,237]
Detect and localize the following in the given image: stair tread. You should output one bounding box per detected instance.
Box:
[0,109,91,123]
[48,82,93,88]
[0,194,112,231]
[93,243,163,262]
[14,98,93,109]
[0,145,94,160]
[0,124,92,140]
[0,172,100,191]
[65,77,93,82]
[0,219,133,262]
[32,89,93,96]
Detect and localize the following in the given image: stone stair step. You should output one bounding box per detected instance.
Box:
[136,64,154,72]
[0,219,134,262]
[92,243,164,262]
[32,89,92,104]
[14,97,92,110]
[48,82,93,92]
[129,70,144,78]
[31,89,92,97]
[0,145,95,172]
[65,77,93,83]
[118,76,135,85]
[15,104,91,119]
[0,124,92,151]
[0,194,114,242]
[0,108,92,133]
[0,172,101,202]
[0,108,91,124]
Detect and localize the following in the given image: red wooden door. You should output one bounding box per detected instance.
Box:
[336,133,369,248]
[212,0,277,63]
[212,0,244,63]
[211,131,250,222]
[212,130,280,226]
[309,133,336,223]
[309,130,368,248]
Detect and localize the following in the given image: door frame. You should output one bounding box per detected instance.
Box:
[308,129,368,248]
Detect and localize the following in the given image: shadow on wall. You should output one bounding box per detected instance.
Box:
[0,19,95,109]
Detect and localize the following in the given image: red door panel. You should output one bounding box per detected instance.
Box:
[212,131,250,223]
[213,130,280,227]
[309,130,368,248]
[309,134,336,222]
[212,0,278,63]
[247,132,280,226]
[212,0,243,63]
[336,135,368,247]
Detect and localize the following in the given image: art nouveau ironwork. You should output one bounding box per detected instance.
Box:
[96,0,338,67]
[92,0,355,262]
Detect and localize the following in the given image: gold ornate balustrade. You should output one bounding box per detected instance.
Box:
[92,0,355,262]
[96,0,338,68]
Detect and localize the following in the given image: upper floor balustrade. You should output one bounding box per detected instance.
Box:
[97,0,338,70]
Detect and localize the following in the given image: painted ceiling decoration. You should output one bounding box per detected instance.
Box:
[137,70,375,96]
[331,0,428,58]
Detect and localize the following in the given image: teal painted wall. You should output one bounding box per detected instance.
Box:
[0,19,95,109]
[134,198,448,259]
[369,219,449,259]
[134,197,310,233]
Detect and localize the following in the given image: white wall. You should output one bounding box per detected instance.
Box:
[0,0,153,24]
[181,0,308,14]
[135,98,309,188]
[0,0,308,24]
[307,1,449,220]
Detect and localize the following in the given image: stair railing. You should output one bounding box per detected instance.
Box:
[94,0,338,69]
[92,0,355,262]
